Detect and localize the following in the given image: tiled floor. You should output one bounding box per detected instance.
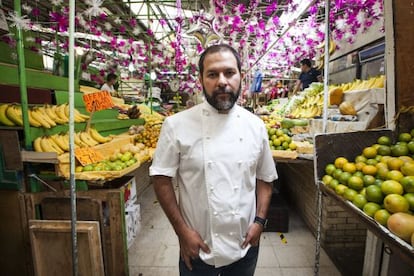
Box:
[128,185,341,276]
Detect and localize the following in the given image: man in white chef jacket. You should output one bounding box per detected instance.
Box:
[150,44,278,276]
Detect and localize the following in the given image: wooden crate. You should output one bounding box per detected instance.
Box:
[29,220,104,276]
[20,189,129,276]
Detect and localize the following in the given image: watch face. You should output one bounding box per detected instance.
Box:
[170,80,179,92]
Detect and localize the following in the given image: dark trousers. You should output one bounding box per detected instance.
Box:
[179,246,259,276]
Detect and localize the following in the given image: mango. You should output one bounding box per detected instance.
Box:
[387,212,414,242]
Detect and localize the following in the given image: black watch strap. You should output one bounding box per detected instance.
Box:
[254,216,268,228]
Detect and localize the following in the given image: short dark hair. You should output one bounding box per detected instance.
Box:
[198,44,242,76]
[107,73,117,82]
[300,59,312,67]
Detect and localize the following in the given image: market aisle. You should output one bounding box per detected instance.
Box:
[128,185,341,276]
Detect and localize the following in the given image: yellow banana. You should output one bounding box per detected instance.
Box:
[74,132,89,147]
[79,131,99,147]
[40,136,63,154]
[50,133,69,152]
[47,104,67,124]
[88,128,112,143]
[28,110,43,127]
[35,106,57,127]
[0,104,16,126]
[33,137,43,152]
[55,104,69,123]
[6,104,23,126]
[74,108,90,121]
[329,38,336,55]
[29,107,52,128]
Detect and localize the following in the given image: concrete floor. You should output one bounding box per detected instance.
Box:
[128,185,341,276]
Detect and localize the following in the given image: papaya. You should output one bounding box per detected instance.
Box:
[339,101,357,115]
[387,212,414,242]
[329,87,343,106]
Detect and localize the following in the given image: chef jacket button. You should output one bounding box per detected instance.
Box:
[240,137,243,142]
[210,186,214,191]
[206,136,210,140]
[213,211,218,216]
[229,232,234,236]
[214,233,218,237]
[231,210,236,215]
[234,186,239,190]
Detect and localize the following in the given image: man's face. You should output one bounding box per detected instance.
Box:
[199,51,241,113]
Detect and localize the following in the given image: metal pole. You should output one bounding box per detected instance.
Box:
[68,0,78,275]
[13,0,31,149]
[314,1,331,275]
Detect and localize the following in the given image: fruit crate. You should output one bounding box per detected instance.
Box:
[314,129,414,266]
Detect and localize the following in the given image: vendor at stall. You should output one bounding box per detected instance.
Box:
[101,73,118,97]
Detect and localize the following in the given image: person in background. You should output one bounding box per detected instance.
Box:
[149,44,278,276]
[100,73,118,97]
[292,58,322,95]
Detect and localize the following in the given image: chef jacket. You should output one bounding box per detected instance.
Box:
[149,100,278,267]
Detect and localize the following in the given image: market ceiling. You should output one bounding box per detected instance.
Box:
[1,0,383,83]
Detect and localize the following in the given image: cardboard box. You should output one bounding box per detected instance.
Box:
[125,203,141,249]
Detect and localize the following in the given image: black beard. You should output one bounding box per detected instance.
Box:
[203,86,241,112]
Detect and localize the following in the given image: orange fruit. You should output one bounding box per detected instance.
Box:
[361,164,377,176]
[386,157,404,170]
[386,170,404,182]
[381,179,404,195]
[353,171,364,178]
[401,176,414,193]
[383,194,410,213]
[334,157,348,169]
[325,163,336,175]
[377,135,392,146]
[339,171,352,185]
[366,158,378,166]
[344,188,358,201]
[329,178,340,190]
[362,146,377,159]
[362,175,376,187]
[333,168,343,180]
[403,193,414,211]
[355,162,365,171]
[376,166,389,180]
[355,155,367,163]
[398,156,413,163]
[407,141,414,154]
[343,162,357,174]
[348,175,364,191]
[398,132,412,143]
[377,145,391,156]
[380,155,392,164]
[352,194,367,209]
[363,202,382,218]
[400,161,414,176]
[366,185,384,203]
[374,209,391,226]
[322,175,333,185]
[335,184,348,196]
[391,144,409,157]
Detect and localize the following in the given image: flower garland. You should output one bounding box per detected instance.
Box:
[3,0,384,84]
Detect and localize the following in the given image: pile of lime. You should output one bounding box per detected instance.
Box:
[322,129,414,226]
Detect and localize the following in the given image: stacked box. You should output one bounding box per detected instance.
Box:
[265,193,289,233]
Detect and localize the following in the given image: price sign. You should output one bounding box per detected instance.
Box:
[83,91,114,112]
[75,147,104,166]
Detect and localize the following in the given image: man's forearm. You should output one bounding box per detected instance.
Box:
[152,175,189,235]
[255,180,273,219]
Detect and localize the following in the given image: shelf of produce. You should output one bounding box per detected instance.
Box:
[319,183,414,266]
[28,117,145,138]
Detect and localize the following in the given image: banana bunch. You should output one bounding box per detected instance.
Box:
[0,103,90,127]
[33,128,113,154]
[334,75,385,92]
[316,37,337,70]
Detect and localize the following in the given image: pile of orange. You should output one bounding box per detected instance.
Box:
[321,129,414,228]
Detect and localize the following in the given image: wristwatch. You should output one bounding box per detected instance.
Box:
[254,216,268,229]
